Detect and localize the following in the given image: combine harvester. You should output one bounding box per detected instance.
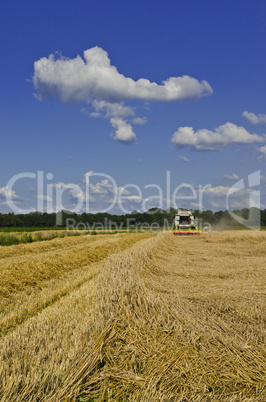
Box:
[172,209,202,235]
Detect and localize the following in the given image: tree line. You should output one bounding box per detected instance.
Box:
[0,207,265,228]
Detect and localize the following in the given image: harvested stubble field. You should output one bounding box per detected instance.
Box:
[0,231,265,401]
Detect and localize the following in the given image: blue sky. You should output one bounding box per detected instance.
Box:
[1,0,266,215]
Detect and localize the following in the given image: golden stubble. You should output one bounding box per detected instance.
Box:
[0,231,265,401]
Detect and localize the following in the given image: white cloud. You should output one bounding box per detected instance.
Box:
[201,185,256,210]
[83,101,138,144]
[89,179,113,195]
[0,186,20,200]
[50,181,95,203]
[33,47,213,144]
[118,187,131,196]
[69,188,94,203]
[0,200,20,207]
[177,155,189,163]
[88,178,130,196]
[110,118,137,143]
[257,145,266,160]
[243,111,266,125]
[223,173,240,180]
[132,117,148,125]
[88,111,101,118]
[258,145,266,155]
[37,194,52,201]
[91,100,135,118]
[126,195,142,203]
[33,46,212,104]
[171,122,265,151]
[204,186,230,196]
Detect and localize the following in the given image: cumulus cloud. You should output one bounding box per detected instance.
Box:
[243,111,266,124]
[125,195,142,203]
[223,173,240,180]
[131,117,148,125]
[202,185,255,210]
[69,188,93,203]
[33,46,213,143]
[0,186,20,200]
[177,155,189,163]
[33,47,212,103]
[204,186,230,196]
[88,177,130,196]
[88,179,114,195]
[171,122,265,151]
[257,145,266,160]
[91,100,135,119]
[110,118,137,143]
[50,182,95,203]
[258,145,266,155]
[37,194,52,201]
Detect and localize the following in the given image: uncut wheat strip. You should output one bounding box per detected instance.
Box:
[0,232,106,259]
[0,234,120,264]
[7,230,80,245]
[0,233,153,297]
[0,233,150,271]
[0,231,139,260]
[30,229,85,241]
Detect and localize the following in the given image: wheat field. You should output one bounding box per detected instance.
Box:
[0,231,265,401]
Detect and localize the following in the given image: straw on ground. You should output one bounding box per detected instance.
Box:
[0,231,265,401]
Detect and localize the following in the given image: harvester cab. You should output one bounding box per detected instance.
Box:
[173,209,200,235]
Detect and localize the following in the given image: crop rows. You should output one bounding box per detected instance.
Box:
[0,231,265,400]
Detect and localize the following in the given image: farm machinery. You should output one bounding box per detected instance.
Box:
[172,209,202,235]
